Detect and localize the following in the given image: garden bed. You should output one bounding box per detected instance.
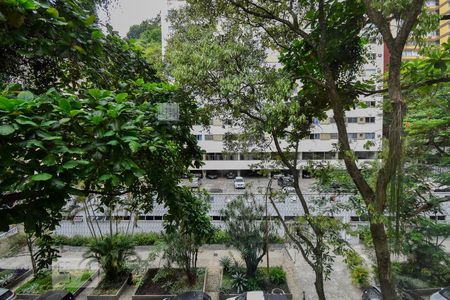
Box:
[0,268,30,289]
[133,268,206,300]
[87,273,129,300]
[220,267,291,297]
[15,269,94,298]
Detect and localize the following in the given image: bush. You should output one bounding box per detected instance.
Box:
[211,229,230,244]
[219,256,232,273]
[231,272,247,294]
[268,266,286,285]
[350,265,369,287]
[132,232,161,246]
[343,250,363,269]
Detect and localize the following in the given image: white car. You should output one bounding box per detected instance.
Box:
[234,176,245,189]
[190,177,201,188]
[227,291,264,300]
[431,287,450,300]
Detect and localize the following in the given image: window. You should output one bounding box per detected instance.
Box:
[195,134,202,141]
[347,117,358,123]
[310,133,320,140]
[355,151,376,159]
[206,153,224,160]
[348,133,357,140]
[302,152,313,160]
[204,134,214,141]
[402,50,419,57]
[367,53,376,60]
[365,117,375,123]
[330,133,338,139]
[430,215,446,221]
[365,101,376,108]
[365,133,375,139]
[313,117,320,125]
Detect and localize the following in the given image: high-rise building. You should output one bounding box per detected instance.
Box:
[162,1,384,177]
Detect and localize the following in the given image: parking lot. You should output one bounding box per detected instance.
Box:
[181,176,316,194]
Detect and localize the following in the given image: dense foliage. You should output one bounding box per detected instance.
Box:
[83,234,136,281]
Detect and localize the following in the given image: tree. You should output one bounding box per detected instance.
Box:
[161,190,213,285]
[0,82,203,234]
[0,0,158,93]
[166,5,358,299]
[180,1,449,298]
[127,17,162,72]
[83,234,136,281]
[221,193,271,279]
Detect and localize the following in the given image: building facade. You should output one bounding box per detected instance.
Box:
[162,0,384,177]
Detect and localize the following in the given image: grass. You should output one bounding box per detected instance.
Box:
[16,269,92,294]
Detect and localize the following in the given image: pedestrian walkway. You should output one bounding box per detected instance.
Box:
[205,267,222,300]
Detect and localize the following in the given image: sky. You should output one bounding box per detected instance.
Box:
[98,0,164,37]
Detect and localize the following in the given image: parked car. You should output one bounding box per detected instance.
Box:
[172,291,211,300]
[431,287,450,300]
[0,288,15,300]
[227,291,264,300]
[190,177,201,188]
[206,171,219,179]
[226,171,236,179]
[33,291,74,300]
[277,175,293,187]
[362,286,423,300]
[282,186,296,195]
[434,186,450,193]
[234,176,246,189]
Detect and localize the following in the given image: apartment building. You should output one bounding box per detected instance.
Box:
[401,0,449,60]
[162,0,384,177]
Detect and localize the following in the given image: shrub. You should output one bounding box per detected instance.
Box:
[132,232,161,246]
[343,250,363,269]
[211,229,230,244]
[268,266,286,285]
[83,235,136,281]
[350,265,369,287]
[231,272,247,294]
[219,256,232,273]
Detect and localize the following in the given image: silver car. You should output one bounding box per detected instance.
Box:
[0,288,15,300]
[431,287,450,300]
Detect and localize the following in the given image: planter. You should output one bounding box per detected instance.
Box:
[16,270,98,299]
[87,275,128,300]
[73,270,100,297]
[0,268,31,289]
[219,293,293,300]
[219,267,291,298]
[132,268,207,300]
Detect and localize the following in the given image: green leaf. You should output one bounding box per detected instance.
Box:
[42,155,57,166]
[129,141,141,153]
[16,116,38,126]
[17,91,34,101]
[59,99,71,114]
[84,15,96,26]
[91,30,104,40]
[0,125,15,135]
[107,140,119,146]
[31,173,53,181]
[62,160,89,169]
[115,93,128,102]
[0,97,24,111]
[59,118,71,124]
[46,7,59,18]
[72,45,86,55]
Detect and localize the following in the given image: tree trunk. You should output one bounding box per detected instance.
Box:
[26,236,37,276]
[370,222,398,299]
[314,267,326,300]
